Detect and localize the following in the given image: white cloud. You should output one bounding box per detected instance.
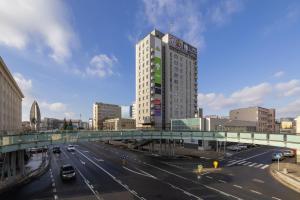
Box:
[275,79,300,97]
[278,99,300,117]
[273,71,285,78]
[0,0,75,63]
[40,102,67,112]
[13,72,73,120]
[86,54,118,78]
[140,0,242,50]
[208,0,243,26]
[198,82,272,111]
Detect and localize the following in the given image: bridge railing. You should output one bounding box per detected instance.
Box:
[1,130,300,153]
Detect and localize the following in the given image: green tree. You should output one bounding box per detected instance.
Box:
[63,118,68,130]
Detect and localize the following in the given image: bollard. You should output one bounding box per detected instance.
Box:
[213,160,219,169]
[283,168,288,174]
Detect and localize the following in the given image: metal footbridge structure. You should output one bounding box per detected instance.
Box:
[1,130,300,185]
[1,130,300,155]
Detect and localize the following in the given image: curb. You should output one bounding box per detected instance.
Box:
[0,153,51,194]
[269,167,300,193]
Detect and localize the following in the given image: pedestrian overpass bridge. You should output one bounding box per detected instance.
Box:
[1,130,300,183]
[1,130,300,156]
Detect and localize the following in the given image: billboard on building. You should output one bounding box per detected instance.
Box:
[153,37,162,117]
[168,34,197,59]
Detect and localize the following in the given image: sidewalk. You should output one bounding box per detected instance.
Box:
[270,161,300,193]
[0,152,50,193]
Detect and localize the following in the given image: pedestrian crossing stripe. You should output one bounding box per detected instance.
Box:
[226,160,269,170]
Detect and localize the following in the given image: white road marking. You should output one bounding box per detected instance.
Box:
[252,178,265,183]
[54,194,58,200]
[250,190,262,195]
[53,188,56,193]
[123,166,157,179]
[206,176,213,179]
[76,149,144,200]
[61,150,70,159]
[233,185,243,189]
[167,183,203,200]
[218,180,227,183]
[94,157,104,162]
[75,166,102,200]
[144,162,243,200]
[248,163,257,167]
[80,159,86,165]
[236,161,246,164]
[272,197,282,200]
[255,164,264,168]
[228,160,236,163]
[261,164,269,169]
[243,162,252,166]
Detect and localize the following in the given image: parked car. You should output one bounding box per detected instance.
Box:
[227,145,241,151]
[237,144,248,150]
[60,164,76,180]
[67,145,75,152]
[283,150,295,157]
[272,152,284,161]
[53,146,61,154]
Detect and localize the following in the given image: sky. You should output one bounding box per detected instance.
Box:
[0,0,300,121]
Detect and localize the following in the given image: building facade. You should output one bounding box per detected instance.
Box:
[229,107,275,132]
[129,102,136,119]
[92,102,121,130]
[280,118,295,133]
[296,116,300,134]
[0,57,24,133]
[171,118,256,132]
[135,30,198,130]
[103,118,136,131]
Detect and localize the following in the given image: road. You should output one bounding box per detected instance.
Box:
[0,142,299,200]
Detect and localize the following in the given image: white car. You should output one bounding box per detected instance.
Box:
[227,145,241,151]
[283,150,295,157]
[67,145,75,152]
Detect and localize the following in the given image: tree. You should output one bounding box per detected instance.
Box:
[68,120,73,130]
[63,118,68,130]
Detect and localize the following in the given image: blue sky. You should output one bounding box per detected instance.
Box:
[0,0,300,121]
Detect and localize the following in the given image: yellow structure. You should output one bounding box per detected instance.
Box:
[213,161,219,168]
[296,116,300,134]
[92,102,121,130]
[103,118,136,131]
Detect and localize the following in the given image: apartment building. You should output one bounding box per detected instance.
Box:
[135,29,198,129]
[103,118,135,131]
[229,106,275,132]
[92,102,121,130]
[0,57,24,133]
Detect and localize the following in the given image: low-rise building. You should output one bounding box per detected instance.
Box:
[93,102,121,130]
[280,117,296,134]
[296,116,300,134]
[229,106,275,132]
[103,118,136,131]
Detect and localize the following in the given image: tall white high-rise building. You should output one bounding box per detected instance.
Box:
[135,30,198,129]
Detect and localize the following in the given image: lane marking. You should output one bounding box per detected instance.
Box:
[80,159,86,165]
[272,197,282,200]
[144,162,243,200]
[75,166,102,200]
[236,161,246,164]
[123,166,157,179]
[226,150,272,167]
[248,163,257,167]
[243,162,252,166]
[250,190,262,195]
[233,185,243,189]
[54,194,58,200]
[261,164,269,169]
[218,180,227,183]
[252,178,264,183]
[206,176,213,179]
[61,150,70,159]
[76,149,144,200]
[167,183,203,200]
[255,164,264,168]
[94,157,104,162]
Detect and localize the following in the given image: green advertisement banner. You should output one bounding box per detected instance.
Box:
[154,57,161,85]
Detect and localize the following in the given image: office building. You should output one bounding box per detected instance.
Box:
[30,100,41,131]
[0,57,24,133]
[130,102,136,119]
[92,102,121,130]
[136,29,198,129]
[229,106,275,132]
[197,108,203,118]
[103,118,136,131]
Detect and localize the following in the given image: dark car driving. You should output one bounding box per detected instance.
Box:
[53,146,61,154]
[60,164,76,180]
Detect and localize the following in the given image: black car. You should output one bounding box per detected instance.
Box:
[60,164,76,180]
[53,146,61,154]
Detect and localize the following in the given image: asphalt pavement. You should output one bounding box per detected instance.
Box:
[0,142,299,200]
